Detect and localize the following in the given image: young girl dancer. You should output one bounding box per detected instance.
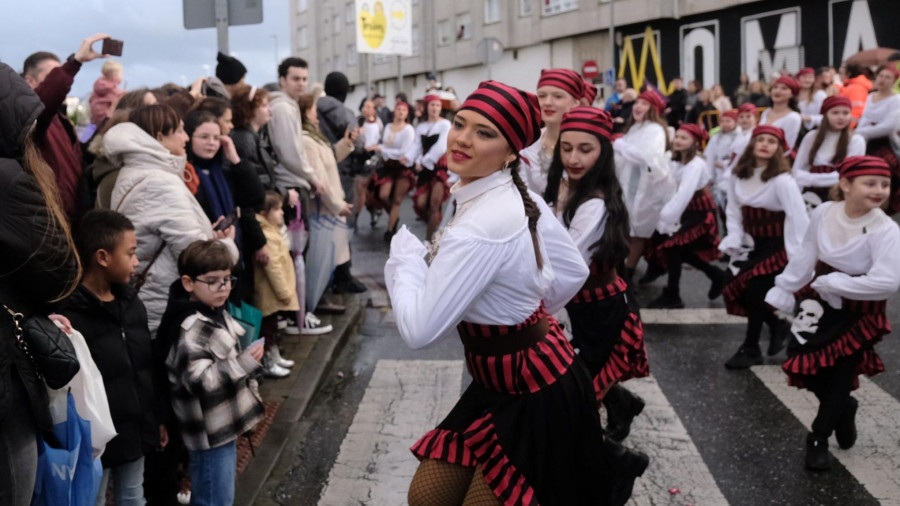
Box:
[521,68,586,194]
[367,101,415,242]
[644,124,726,308]
[719,125,809,369]
[855,66,900,212]
[760,76,803,153]
[404,94,451,241]
[543,107,649,442]
[387,81,647,506]
[614,90,672,281]
[764,156,899,471]
[797,67,826,130]
[792,96,866,209]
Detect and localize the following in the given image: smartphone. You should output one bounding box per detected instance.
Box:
[214,214,237,231]
[102,38,124,57]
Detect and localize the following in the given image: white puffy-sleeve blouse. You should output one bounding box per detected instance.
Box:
[555,197,607,265]
[791,131,866,189]
[657,156,711,234]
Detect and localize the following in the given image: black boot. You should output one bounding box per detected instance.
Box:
[638,263,666,285]
[603,438,650,506]
[835,397,859,450]
[805,433,831,471]
[707,267,727,300]
[724,345,763,370]
[647,288,684,309]
[767,320,788,356]
[332,262,368,294]
[604,384,645,442]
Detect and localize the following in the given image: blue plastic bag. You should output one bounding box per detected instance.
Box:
[32,391,102,506]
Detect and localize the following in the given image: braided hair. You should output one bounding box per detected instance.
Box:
[508,158,544,270]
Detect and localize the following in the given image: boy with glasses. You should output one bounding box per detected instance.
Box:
[164,240,265,505]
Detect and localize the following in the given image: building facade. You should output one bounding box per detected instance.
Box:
[290,0,900,108]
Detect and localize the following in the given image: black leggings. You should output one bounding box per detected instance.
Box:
[664,244,720,294]
[741,274,781,349]
[804,354,861,438]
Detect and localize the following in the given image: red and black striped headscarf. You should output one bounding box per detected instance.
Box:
[838,156,891,179]
[775,76,800,96]
[582,84,598,105]
[637,90,666,115]
[820,95,851,115]
[796,67,815,78]
[560,107,612,140]
[460,80,542,152]
[423,94,441,105]
[738,103,757,115]
[537,69,587,101]
[721,110,739,120]
[678,123,709,144]
[752,125,787,151]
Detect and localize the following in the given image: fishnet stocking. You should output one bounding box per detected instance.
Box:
[408,459,474,506]
[462,467,504,505]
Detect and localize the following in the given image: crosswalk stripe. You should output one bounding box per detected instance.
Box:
[752,365,900,506]
[641,308,745,325]
[623,377,730,506]
[318,359,464,506]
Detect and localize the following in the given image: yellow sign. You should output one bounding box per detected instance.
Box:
[359,2,388,49]
[356,0,411,55]
[618,26,671,95]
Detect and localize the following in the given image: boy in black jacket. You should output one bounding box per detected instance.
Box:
[62,209,165,505]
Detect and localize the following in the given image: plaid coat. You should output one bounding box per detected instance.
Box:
[166,310,265,451]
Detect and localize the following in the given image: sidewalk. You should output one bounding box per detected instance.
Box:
[234,294,363,506]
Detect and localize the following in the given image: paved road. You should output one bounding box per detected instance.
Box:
[257,201,900,506]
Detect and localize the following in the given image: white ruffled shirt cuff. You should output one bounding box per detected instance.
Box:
[764,286,795,314]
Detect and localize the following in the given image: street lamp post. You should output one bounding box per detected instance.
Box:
[270,34,279,70]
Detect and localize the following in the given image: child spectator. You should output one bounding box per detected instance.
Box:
[60,209,162,505]
[165,240,265,506]
[90,60,126,126]
[254,191,300,378]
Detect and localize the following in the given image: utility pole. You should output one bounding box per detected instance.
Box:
[397,56,404,99]
[270,34,278,69]
[609,0,615,83]
[215,0,229,53]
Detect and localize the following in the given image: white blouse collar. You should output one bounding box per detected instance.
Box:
[450,168,512,205]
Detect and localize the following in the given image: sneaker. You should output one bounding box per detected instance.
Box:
[263,350,291,378]
[332,277,369,294]
[724,346,763,369]
[271,346,295,368]
[301,313,333,335]
[276,318,287,330]
[176,491,191,505]
[647,290,684,309]
[707,267,727,300]
[768,321,789,356]
[835,397,858,450]
[638,264,666,285]
[283,322,301,335]
[805,432,831,471]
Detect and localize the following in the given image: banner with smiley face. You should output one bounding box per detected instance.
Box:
[355,0,412,56]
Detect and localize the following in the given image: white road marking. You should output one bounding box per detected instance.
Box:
[624,377,730,506]
[752,365,900,506]
[641,308,745,325]
[318,360,463,506]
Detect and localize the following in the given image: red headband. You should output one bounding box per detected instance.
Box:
[752,125,787,151]
[423,94,441,105]
[678,123,709,144]
[537,68,586,101]
[838,156,891,179]
[560,106,612,140]
[738,103,757,115]
[637,90,666,115]
[820,95,851,115]
[881,66,900,80]
[775,76,800,96]
[721,110,739,121]
[395,101,410,111]
[796,67,815,78]
[460,80,542,152]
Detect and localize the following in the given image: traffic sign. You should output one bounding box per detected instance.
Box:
[605,68,616,84]
[184,0,263,29]
[582,60,599,79]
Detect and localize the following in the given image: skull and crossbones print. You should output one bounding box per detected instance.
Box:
[790,299,825,345]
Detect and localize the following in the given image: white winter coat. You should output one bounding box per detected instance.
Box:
[105,122,239,336]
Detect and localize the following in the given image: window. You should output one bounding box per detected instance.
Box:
[347,44,358,66]
[297,0,308,13]
[437,19,452,46]
[333,15,342,34]
[542,0,578,16]
[297,26,309,49]
[485,0,501,24]
[456,12,472,41]
[346,2,354,23]
[520,0,532,17]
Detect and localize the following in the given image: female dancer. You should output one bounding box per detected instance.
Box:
[719,125,809,369]
[404,94,451,241]
[704,110,741,215]
[367,100,415,242]
[792,96,866,209]
[797,67,826,130]
[765,156,899,471]
[613,90,672,281]
[387,81,646,506]
[644,124,726,307]
[759,76,803,153]
[855,66,900,212]
[544,107,649,442]
[521,69,586,194]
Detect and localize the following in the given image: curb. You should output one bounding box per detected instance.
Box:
[234,295,363,506]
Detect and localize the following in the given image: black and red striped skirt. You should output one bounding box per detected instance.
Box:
[722,206,789,316]
[410,304,633,505]
[366,159,417,209]
[645,189,720,268]
[866,138,900,214]
[802,165,838,205]
[411,156,451,220]
[567,276,648,400]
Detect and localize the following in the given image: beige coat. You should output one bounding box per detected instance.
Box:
[302,133,351,265]
[253,215,300,317]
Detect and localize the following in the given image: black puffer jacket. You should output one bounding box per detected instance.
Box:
[317,96,366,178]
[60,284,159,467]
[0,62,80,431]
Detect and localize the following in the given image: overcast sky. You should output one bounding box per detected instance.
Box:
[0,0,292,100]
